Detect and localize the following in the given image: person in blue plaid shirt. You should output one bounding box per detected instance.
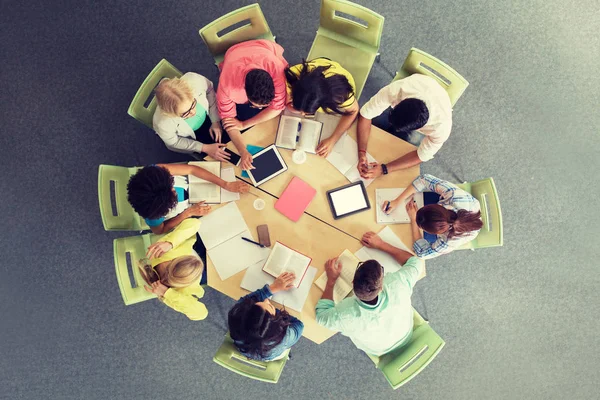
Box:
[383,174,483,259]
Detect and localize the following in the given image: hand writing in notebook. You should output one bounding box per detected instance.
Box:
[316,137,336,157]
[405,198,418,221]
[269,272,297,293]
[325,257,342,283]
[361,232,384,250]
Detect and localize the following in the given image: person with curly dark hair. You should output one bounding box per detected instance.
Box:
[228,272,304,361]
[285,58,359,158]
[316,238,424,356]
[127,163,248,234]
[217,40,289,170]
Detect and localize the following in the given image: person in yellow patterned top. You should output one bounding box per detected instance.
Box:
[138,218,208,321]
[285,58,359,157]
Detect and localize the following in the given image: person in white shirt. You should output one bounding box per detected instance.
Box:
[152,72,230,162]
[356,74,453,179]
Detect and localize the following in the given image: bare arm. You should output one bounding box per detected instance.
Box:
[241,107,283,129]
[157,163,228,188]
[410,219,423,245]
[149,208,192,235]
[361,232,413,265]
[386,150,422,172]
[330,100,359,142]
[356,113,372,152]
[322,281,336,301]
[320,258,342,301]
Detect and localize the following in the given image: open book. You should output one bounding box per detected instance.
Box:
[314,249,360,303]
[354,227,414,275]
[262,242,312,288]
[326,134,377,188]
[275,115,323,153]
[188,161,221,204]
[376,189,425,224]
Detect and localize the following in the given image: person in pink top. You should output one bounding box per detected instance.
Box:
[217,39,289,170]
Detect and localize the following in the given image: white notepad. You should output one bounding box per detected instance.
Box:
[376,189,425,224]
[220,167,240,203]
[326,134,377,187]
[197,203,270,280]
[314,249,360,303]
[354,227,414,275]
[240,259,318,313]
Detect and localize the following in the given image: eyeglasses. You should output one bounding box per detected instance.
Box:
[180,98,197,118]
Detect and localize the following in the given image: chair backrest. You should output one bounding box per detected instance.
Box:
[377,321,445,389]
[98,164,147,231]
[113,233,157,305]
[213,334,289,383]
[199,4,275,66]
[317,0,384,53]
[394,48,469,106]
[466,178,503,248]
[127,59,183,129]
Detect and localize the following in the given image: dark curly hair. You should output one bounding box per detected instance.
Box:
[228,296,292,360]
[285,59,354,116]
[389,98,429,135]
[353,260,384,302]
[245,69,275,106]
[126,165,177,220]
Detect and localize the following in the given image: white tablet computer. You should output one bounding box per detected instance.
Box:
[326,181,371,219]
[247,145,288,187]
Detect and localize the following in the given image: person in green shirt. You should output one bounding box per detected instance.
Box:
[315,231,425,356]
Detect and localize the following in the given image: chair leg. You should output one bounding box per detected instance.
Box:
[375,52,381,63]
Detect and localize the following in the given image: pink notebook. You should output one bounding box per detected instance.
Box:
[275,177,317,222]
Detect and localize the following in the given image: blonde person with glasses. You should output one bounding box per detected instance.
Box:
[153,73,230,162]
[138,218,208,321]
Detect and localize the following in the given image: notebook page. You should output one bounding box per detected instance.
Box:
[376,189,424,224]
[276,116,300,149]
[314,249,359,301]
[207,230,271,281]
[285,251,312,287]
[197,202,248,250]
[262,242,292,278]
[297,119,322,153]
[220,167,240,203]
[189,182,220,203]
[188,161,220,183]
[315,112,343,141]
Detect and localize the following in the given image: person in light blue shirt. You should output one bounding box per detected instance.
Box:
[228,272,304,361]
[316,232,424,356]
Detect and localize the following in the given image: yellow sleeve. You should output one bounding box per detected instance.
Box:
[162,286,208,321]
[159,218,201,249]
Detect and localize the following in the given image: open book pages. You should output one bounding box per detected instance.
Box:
[276,115,323,153]
[240,259,318,312]
[220,167,240,203]
[326,134,377,187]
[188,161,221,203]
[376,189,425,224]
[262,242,311,287]
[314,249,360,303]
[354,227,413,275]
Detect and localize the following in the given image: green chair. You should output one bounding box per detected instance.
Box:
[127,59,183,129]
[213,334,290,383]
[199,4,275,66]
[456,178,503,250]
[307,0,384,100]
[367,309,445,390]
[393,48,469,107]
[98,164,149,231]
[114,233,157,305]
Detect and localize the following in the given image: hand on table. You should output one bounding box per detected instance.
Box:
[240,151,254,170]
[222,118,245,132]
[360,163,383,179]
[146,241,173,259]
[361,232,384,250]
[209,121,223,143]
[406,197,418,221]
[325,257,342,283]
[188,201,212,217]
[144,280,169,297]
[270,272,296,293]
[203,143,230,162]
[357,153,369,176]
[224,180,249,193]
[382,198,400,215]
[316,137,336,158]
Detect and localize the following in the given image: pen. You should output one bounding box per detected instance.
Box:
[241,237,265,248]
[384,201,390,213]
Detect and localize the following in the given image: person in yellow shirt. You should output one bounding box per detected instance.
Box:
[285,58,359,157]
[138,218,208,321]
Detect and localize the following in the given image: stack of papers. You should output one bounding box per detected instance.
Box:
[240,259,318,312]
[376,189,424,224]
[326,134,377,187]
[354,227,414,275]
[198,203,270,280]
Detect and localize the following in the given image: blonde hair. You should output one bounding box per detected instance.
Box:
[154,77,194,116]
[139,255,204,288]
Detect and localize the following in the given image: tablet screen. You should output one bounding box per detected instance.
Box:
[327,182,370,219]
[248,145,288,186]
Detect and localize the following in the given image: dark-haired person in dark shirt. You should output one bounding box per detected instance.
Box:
[127,164,248,234]
[356,74,453,180]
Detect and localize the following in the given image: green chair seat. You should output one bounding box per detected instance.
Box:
[367,309,445,390]
[98,164,149,231]
[114,233,157,305]
[213,334,289,383]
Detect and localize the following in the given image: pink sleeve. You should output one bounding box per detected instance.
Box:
[217,82,237,119]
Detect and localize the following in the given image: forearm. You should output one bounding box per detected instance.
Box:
[386,150,422,172]
[243,108,282,129]
[227,129,247,155]
[410,220,422,244]
[377,242,413,265]
[189,166,228,188]
[321,280,336,301]
[356,115,372,152]
[330,110,358,142]
[157,210,191,235]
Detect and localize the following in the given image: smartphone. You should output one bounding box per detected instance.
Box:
[224,148,241,166]
[257,224,271,247]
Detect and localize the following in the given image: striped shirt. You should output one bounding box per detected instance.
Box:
[412,174,480,258]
